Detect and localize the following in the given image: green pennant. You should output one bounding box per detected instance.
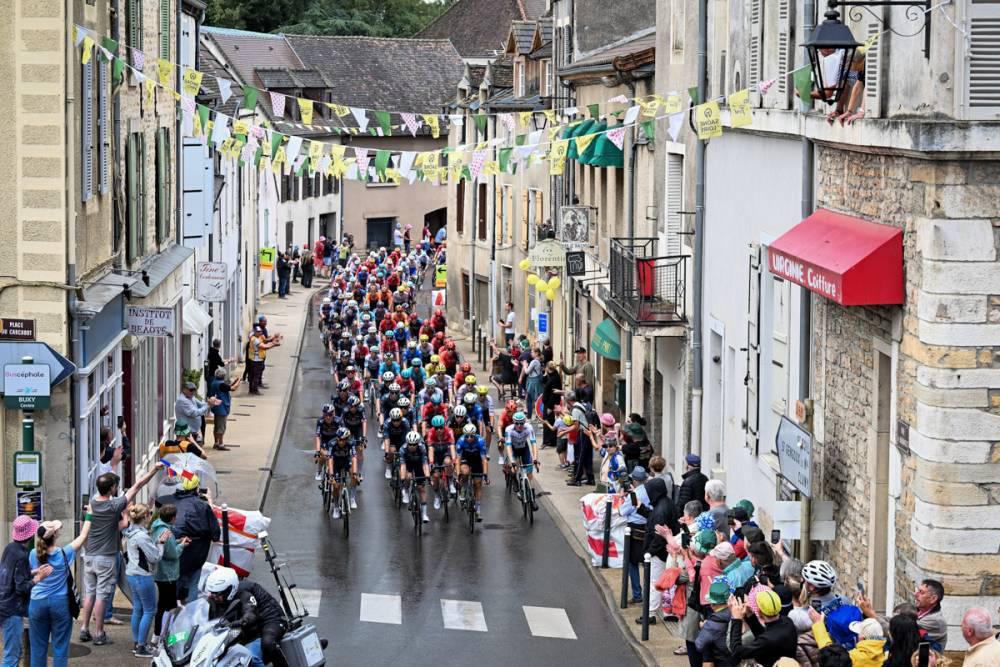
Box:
[515,134,526,146]
[242,85,258,111]
[688,86,700,106]
[101,37,119,55]
[461,166,472,181]
[793,66,814,110]
[111,57,125,87]
[374,111,392,136]
[295,158,308,177]
[374,149,391,179]
[641,120,655,141]
[474,113,487,137]
[498,147,513,173]
[253,146,264,168]
[588,103,600,119]
[369,128,377,136]
[197,105,210,132]
[270,131,284,156]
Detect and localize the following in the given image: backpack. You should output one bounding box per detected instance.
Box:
[578,401,599,428]
[824,604,863,649]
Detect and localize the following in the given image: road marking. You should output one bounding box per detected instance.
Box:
[522,606,577,639]
[295,589,322,617]
[360,593,402,625]
[440,599,487,632]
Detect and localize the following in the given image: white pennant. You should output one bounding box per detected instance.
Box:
[564,106,579,116]
[74,25,87,47]
[449,114,464,127]
[667,112,684,142]
[624,105,641,126]
[285,136,304,163]
[398,151,416,177]
[212,115,231,146]
[350,107,369,132]
[217,79,233,104]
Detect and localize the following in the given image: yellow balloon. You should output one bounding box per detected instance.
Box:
[526,274,539,286]
[545,289,557,300]
[518,258,531,271]
[534,279,548,291]
[548,277,561,290]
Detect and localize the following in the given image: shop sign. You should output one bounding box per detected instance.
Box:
[196,262,229,302]
[3,364,51,409]
[127,306,175,337]
[16,490,42,521]
[565,251,587,277]
[528,239,566,268]
[768,249,841,304]
[537,312,548,335]
[776,416,812,497]
[0,318,35,341]
[259,247,276,271]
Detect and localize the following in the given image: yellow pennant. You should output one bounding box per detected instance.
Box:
[193,112,203,138]
[298,98,314,126]
[330,144,346,161]
[331,158,348,179]
[309,140,324,170]
[424,151,440,169]
[482,160,500,177]
[144,79,156,109]
[664,93,683,114]
[859,32,879,55]
[475,141,488,151]
[328,103,350,117]
[233,119,249,137]
[157,59,173,87]
[220,137,234,157]
[549,140,569,176]
[271,146,287,174]
[182,67,203,97]
[727,89,752,128]
[422,114,440,139]
[639,96,661,118]
[205,119,215,137]
[694,101,723,139]
[575,132,597,155]
[543,109,558,126]
[81,36,95,65]
[518,111,533,129]
[386,169,401,185]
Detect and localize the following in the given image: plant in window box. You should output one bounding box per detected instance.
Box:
[182,368,204,399]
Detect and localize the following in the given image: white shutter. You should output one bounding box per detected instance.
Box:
[664,153,683,255]
[966,0,1000,119]
[98,61,109,194]
[745,243,761,454]
[182,139,210,248]
[773,0,794,108]
[749,0,764,105]
[81,61,94,201]
[864,8,885,118]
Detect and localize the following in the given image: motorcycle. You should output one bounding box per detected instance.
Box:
[153,597,255,667]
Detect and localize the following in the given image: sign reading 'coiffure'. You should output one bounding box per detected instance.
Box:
[768,250,842,304]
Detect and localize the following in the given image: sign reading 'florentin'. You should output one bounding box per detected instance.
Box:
[528,239,566,268]
[127,306,175,337]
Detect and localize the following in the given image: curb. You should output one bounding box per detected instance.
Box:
[255,289,319,510]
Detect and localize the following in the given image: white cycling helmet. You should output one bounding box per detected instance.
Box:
[405,431,421,445]
[397,397,411,408]
[462,423,478,436]
[801,560,838,588]
[204,567,239,601]
[389,408,403,420]
[453,405,467,417]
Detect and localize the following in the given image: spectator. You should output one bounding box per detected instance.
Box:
[728,589,798,666]
[618,467,650,604]
[819,645,853,667]
[562,392,594,486]
[403,224,412,253]
[159,424,206,460]
[789,605,822,667]
[29,515,92,667]
[573,373,595,406]
[886,614,921,667]
[150,504,188,648]
[300,249,315,288]
[676,454,709,514]
[647,455,675,499]
[810,610,886,667]
[695,581,735,666]
[78,464,161,647]
[276,251,292,298]
[521,348,544,413]
[961,607,999,666]
[623,414,654,473]
[160,475,220,603]
[0,516,51,666]
[313,237,326,277]
[205,338,225,389]
[248,327,280,395]
[539,337,553,365]
[639,477,680,625]
[540,362,562,449]
[704,479,730,539]
[208,368,241,451]
[123,504,166,658]
[174,381,220,435]
[913,579,947,650]
[559,347,595,391]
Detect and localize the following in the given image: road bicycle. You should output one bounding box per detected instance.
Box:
[458,473,487,534]
[366,376,378,417]
[316,452,333,513]
[406,477,424,535]
[513,462,537,526]
[431,464,451,523]
[334,469,352,539]
[504,460,517,496]
[386,452,402,509]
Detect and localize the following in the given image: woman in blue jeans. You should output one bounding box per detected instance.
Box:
[28,515,92,667]
[123,504,167,658]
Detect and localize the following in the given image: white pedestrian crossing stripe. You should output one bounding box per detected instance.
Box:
[440,599,488,632]
[295,589,323,618]
[360,593,402,625]
[522,606,577,639]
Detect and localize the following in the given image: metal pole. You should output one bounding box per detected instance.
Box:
[620,526,631,608]
[601,497,613,568]
[221,504,232,568]
[690,0,709,457]
[641,553,652,641]
[21,357,35,455]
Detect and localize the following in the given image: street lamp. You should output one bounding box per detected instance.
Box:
[803,1,860,105]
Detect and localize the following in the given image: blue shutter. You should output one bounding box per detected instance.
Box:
[81,61,94,201]
[98,61,109,194]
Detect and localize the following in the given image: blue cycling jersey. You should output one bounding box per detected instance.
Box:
[456,435,487,458]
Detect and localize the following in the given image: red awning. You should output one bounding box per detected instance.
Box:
[768,209,903,306]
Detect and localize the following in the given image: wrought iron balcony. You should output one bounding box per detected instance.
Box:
[607,238,687,326]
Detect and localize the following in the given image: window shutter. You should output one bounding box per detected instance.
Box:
[128,0,140,48]
[745,243,761,454]
[127,134,139,262]
[81,61,94,201]
[535,191,544,231]
[966,0,1000,119]
[160,0,170,60]
[456,181,465,234]
[864,8,885,118]
[139,133,148,255]
[665,153,683,255]
[495,184,502,243]
[507,187,514,243]
[773,0,794,108]
[97,61,109,194]
[749,0,763,106]
[156,129,167,243]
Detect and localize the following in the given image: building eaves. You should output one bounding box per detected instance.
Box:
[558,32,656,78]
[414,0,526,59]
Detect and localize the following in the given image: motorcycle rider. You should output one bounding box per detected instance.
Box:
[205,568,288,667]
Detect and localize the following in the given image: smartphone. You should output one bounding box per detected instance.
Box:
[917,642,930,667]
[771,529,781,544]
[857,579,866,596]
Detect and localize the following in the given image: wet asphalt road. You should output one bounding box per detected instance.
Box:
[256,284,636,666]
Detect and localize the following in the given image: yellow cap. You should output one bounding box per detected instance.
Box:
[562,414,575,425]
[756,590,782,618]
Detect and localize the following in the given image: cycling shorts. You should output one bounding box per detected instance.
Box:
[430,444,452,465]
[511,447,533,466]
[402,460,428,481]
[460,450,484,475]
[331,456,353,475]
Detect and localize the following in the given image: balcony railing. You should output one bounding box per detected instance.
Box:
[607,238,687,326]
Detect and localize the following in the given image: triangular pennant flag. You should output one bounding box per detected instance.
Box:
[271,146,287,174]
[792,65,814,110]
[565,106,579,117]
[474,113,487,137]
[97,46,113,63]
[469,150,488,182]
[101,37,119,56]
[448,114,464,127]
[549,140,569,176]
[728,88,752,128]
[269,130,284,157]
[608,94,629,104]
[543,109,557,126]
[144,78,156,109]
[374,110,392,136]
[81,36,95,65]
[421,114,439,139]
[354,147,371,175]
[757,78,777,96]
[112,58,125,87]
[74,25,86,47]
[640,119,655,141]
[212,114,231,146]
[588,103,600,119]
[128,47,145,72]
[309,140,324,171]
[518,111,533,129]
[157,59,173,86]
[374,150,391,180]
[664,92,683,114]
[217,78,233,103]
[574,132,597,155]
[398,151,416,177]
[401,112,418,137]
[242,85,258,111]
[623,105,641,126]
[667,112,684,142]
[350,107,369,132]
[286,136,303,163]
[270,92,286,119]
[180,95,196,116]
[607,126,626,150]
[688,86,701,106]
[694,101,723,139]
[498,147,513,173]
[196,105,210,139]
[181,67,203,97]
[298,98,314,125]
[500,113,515,135]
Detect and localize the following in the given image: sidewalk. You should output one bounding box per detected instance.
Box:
[66,286,315,665]
[451,333,686,667]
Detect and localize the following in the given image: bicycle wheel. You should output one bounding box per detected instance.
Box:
[441,484,450,523]
[527,483,534,526]
[342,489,350,539]
[467,481,476,534]
[521,477,529,519]
[322,475,331,513]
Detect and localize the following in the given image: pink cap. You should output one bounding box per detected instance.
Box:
[11,515,39,542]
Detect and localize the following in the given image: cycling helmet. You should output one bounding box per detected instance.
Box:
[460,362,472,373]
[361,313,372,322]
[397,397,411,408]
[401,368,412,379]
[322,297,332,304]
[368,326,377,334]
[205,567,240,601]
[420,334,429,342]
[322,403,334,415]
[336,427,351,439]
[425,377,437,388]
[431,415,446,428]
[381,371,395,383]
[476,385,489,396]
[513,412,527,424]
[465,375,477,385]
[463,392,477,405]
[801,561,837,589]
[407,340,417,349]
[454,405,467,418]
[341,331,351,339]
[462,423,478,436]
[411,357,422,366]
[389,408,403,420]
[505,400,518,412]
[346,366,356,373]
[338,380,350,391]
[430,393,443,405]
[340,350,350,358]
[388,383,401,393]
[430,354,440,364]
[395,321,406,328]
[405,431,421,445]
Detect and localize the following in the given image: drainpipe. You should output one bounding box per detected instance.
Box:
[66,0,81,518]
[489,114,498,342]
[470,136,478,341]
[690,0,709,457]
[175,2,182,247]
[799,0,817,563]
[624,80,637,416]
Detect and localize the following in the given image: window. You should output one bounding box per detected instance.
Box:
[291,175,300,200]
[477,183,488,240]
[497,184,512,244]
[160,0,170,59]
[303,173,313,198]
[461,271,471,319]
[126,132,146,263]
[81,61,94,201]
[517,60,526,97]
[456,181,465,235]
[155,127,171,244]
[543,61,552,96]
[527,188,544,246]
[664,153,684,253]
[671,0,686,62]
[520,190,529,250]
[281,174,290,202]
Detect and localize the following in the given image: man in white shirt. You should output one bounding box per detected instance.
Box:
[499,302,516,345]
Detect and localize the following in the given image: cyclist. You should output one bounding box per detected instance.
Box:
[399,431,431,523]
[329,427,359,518]
[382,407,411,479]
[343,366,363,395]
[398,368,415,397]
[409,357,426,394]
[417,335,434,364]
[331,381,352,417]
[377,352,400,379]
[427,415,456,508]
[396,396,415,424]
[456,423,489,522]
[420,391,448,437]
[496,399,519,464]
[454,362,473,388]
[475,385,494,448]
[341,395,367,476]
[448,404,471,441]
[379,382,403,425]
[461,392,484,435]
[456,374,477,404]
[504,412,540,511]
[313,405,339,482]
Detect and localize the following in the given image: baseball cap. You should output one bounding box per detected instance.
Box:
[706,581,730,605]
[686,453,701,467]
[37,520,62,540]
[183,381,197,390]
[756,590,782,618]
[574,347,586,353]
[692,529,718,555]
[630,466,649,482]
[849,618,884,641]
[735,499,755,517]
